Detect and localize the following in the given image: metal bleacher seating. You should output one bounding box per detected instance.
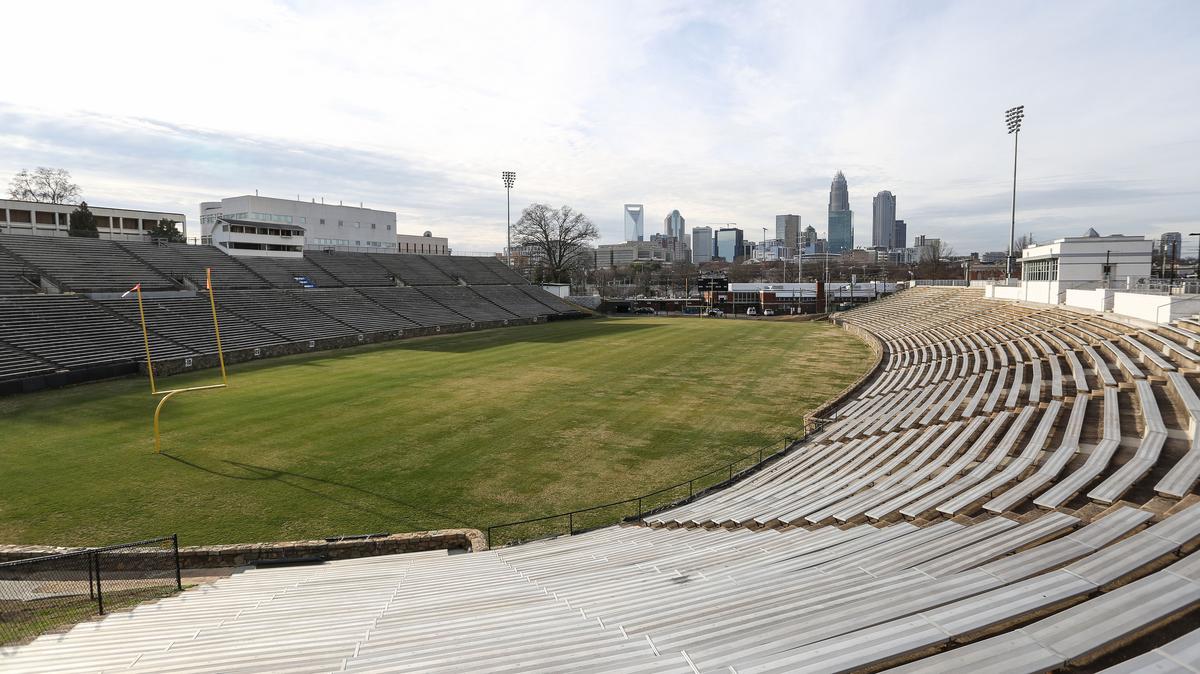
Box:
[287,288,420,333]
[355,287,470,327]
[423,254,509,284]
[116,240,271,289]
[0,236,579,388]
[416,285,518,322]
[304,251,395,287]
[0,295,191,368]
[0,233,175,292]
[0,246,39,294]
[234,254,343,289]
[5,286,1200,673]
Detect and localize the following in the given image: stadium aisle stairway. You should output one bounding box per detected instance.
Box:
[4,287,1200,672]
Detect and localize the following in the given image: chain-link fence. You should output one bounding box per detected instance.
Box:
[0,535,181,647]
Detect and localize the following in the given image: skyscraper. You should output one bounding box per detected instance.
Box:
[872,190,897,248]
[894,220,907,250]
[623,204,644,242]
[827,171,853,253]
[692,226,713,263]
[715,227,744,263]
[1162,232,1183,262]
[801,225,818,253]
[664,210,685,239]
[775,214,801,253]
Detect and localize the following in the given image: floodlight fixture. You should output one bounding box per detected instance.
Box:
[1004,105,1025,282]
[502,171,517,267]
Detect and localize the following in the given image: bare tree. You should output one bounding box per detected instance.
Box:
[513,203,598,284]
[915,241,958,279]
[8,167,81,203]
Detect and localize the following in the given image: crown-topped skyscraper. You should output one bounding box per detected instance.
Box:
[827,170,853,253]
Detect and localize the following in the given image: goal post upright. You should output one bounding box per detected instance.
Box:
[129,269,230,453]
[206,267,228,385]
[134,284,157,394]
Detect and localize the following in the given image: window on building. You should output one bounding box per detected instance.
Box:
[386,224,392,231]
[338,220,344,227]
[1022,258,1059,281]
[299,217,306,224]
[122,217,140,230]
[320,218,326,225]
[35,211,56,225]
[371,223,376,229]
[9,210,31,223]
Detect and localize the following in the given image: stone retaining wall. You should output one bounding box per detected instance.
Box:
[0,529,488,571]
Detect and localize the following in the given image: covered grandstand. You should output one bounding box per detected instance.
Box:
[4,285,1200,671]
[0,235,581,393]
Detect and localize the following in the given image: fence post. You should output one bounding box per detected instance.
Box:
[568,512,574,536]
[637,497,643,519]
[93,553,104,615]
[486,527,493,549]
[172,534,182,591]
[758,447,763,464]
[728,464,733,481]
[689,479,693,497]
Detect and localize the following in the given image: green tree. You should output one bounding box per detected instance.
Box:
[68,202,99,238]
[146,218,185,243]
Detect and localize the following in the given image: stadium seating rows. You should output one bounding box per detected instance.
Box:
[0,234,530,293]
[5,286,1200,672]
[0,236,577,387]
[0,285,569,384]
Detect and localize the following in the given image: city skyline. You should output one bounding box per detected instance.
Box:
[0,1,1196,254]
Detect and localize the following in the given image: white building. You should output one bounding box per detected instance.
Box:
[200,195,398,257]
[0,199,185,240]
[623,204,644,242]
[396,231,448,256]
[986,230,1155,309]
[1017,230,1152,303]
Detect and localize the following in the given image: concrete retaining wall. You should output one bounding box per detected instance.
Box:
[0,529,488,571]
[809,319,883,422]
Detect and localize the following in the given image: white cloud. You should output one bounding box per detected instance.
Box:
[0,0,1197,253]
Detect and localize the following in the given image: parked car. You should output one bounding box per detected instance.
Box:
[763,309,776,316]
[706,308,725,317]
[633,307,656,315]
[746,307,758,316]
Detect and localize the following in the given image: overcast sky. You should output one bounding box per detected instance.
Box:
[2,0,1197,254]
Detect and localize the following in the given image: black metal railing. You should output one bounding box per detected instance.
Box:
[486,415,837,548]
[0,535,182,647]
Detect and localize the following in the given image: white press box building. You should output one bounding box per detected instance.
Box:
[200,195,403,258]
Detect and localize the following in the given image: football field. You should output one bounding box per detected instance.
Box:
[0,316,871,546]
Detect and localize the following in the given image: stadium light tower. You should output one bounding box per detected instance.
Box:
[502,171,516,266]
[1005,105,1025,283]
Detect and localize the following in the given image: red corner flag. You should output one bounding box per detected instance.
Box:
[121,283,141,298]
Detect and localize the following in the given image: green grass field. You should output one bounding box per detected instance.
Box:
[0,317,870,547]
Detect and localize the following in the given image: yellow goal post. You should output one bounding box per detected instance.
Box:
[128,267,229,452]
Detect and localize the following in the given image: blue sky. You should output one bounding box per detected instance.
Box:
[1,0,1197,254]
